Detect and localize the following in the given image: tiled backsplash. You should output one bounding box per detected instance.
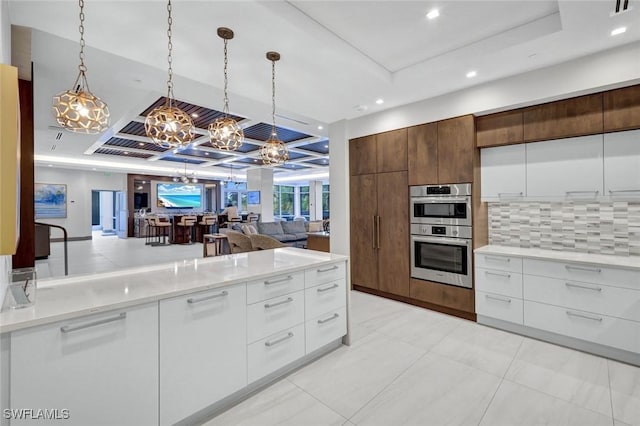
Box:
[488,202,640,256]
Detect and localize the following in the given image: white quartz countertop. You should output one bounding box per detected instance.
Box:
[0,248,348,333]
[475,245,640,271]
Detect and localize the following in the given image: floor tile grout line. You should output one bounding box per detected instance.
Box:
[475,336,525,426]
[285,377,349,424]
[606,360,616,426]
[345,345,432,422]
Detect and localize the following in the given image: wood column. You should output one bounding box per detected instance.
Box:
[12,79,35,268]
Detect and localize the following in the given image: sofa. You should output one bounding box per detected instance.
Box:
[256,221,308,248]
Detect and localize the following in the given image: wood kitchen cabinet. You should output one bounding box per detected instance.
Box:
[604,84,640,132]
[438,115,475,184]
[475,110,524,148]
[349,171,409,297]
[407,116,475,185]
[349,129,407,176]
[523,93,603,142]
[408,122,438,185]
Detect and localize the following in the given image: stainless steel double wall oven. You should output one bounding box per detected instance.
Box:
[410,184,472,288]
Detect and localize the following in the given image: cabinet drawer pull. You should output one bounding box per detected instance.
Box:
[61,312,126,333]
[566,310,603,322]
[485,294,511,303]
[187,290,228,304]
[265,332,294,347]
[264,297,294,309]
[565,190,599,197]
[565,265,601,273]
[317,313,340,324]
[609,189,640,194]
[484,271,511,278]
[565,282,602,292]
[264,276,293,286]
[484,256,510,263]
[317,265,339,273]
[497,192,523,198]
[317,283,339,293]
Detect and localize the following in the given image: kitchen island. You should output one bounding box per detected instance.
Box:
[0,248,349,425]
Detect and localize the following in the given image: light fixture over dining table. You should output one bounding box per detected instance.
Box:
[260,51,289,165]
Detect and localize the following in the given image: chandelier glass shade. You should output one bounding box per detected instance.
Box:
[260,51,289,165]
[173,162,198,183]
[52,0,110,134]
[144,0,194,149]
[209,27,244,151]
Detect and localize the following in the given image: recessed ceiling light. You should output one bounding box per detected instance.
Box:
[173,149,179,153]
[426,9,439,20]
[466,70,477,78]
[375,98,384,105]
[254,159,258,162]
[138,142,144,146]
[48,164,53,167]
[324,144,329,149]
[317,125,323,130]
[611,27,627,36]
[92,167,96,171]
[191,113,199,118]
[123,151,129,155]
[204,152,209,156]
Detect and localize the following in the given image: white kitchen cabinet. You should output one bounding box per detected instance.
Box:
[305,262,347,288]
[306,306,347,353]
[305,279,346,319]
[475,269,523,299]
[246,271,305,305]
[480,144,526,202]
[526,134,604,199]
[10,303,158,426]
[604,129,640,198]
[247,323,305,384]
[476,291,524,324]
[247,290,305,344]
[524,300,640,354]
[159,284,247,426]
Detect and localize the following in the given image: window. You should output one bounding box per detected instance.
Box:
[322,184,330,219]
[299,186,310,220]
[222,181,247,212]
[273,185,295,220]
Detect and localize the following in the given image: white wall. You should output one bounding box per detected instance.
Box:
[34,167,126,239]
[329,120,349,256]
[0,0,10,65]
[347,41,640,139]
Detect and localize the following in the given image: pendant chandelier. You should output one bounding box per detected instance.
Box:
[260,51,289,165]
[173,161,198,183]
[209,27,244,151]
[52,0,110,134]
[144,0,194,149]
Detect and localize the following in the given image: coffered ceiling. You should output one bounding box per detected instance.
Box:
[7,0,640,180]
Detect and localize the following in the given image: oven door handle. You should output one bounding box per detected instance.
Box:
[411,197,469,204]
[411,235,470,246]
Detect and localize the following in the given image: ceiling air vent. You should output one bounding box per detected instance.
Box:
[614,0,630,13]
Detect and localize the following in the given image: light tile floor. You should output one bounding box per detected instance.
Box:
[204,291,640,426]
[35,238,640,425]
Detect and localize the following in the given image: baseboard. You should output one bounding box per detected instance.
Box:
[477,315,640,367]
[352,285,477,322]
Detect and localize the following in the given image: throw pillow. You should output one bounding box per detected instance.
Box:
[308,221,323,232]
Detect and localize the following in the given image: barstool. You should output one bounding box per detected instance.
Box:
[199,215,218,236]
[145,216,156,245]
[153,216,171,245]
[177,215,197,244]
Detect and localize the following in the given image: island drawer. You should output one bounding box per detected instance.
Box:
[306,306,347,354]
[247,290,304,343]
[247,270,305,304]
[305,262,346,288]
[247,324,305,384]
[305,279,346,319]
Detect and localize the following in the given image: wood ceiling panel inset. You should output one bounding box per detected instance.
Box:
[140,97,244,129]
[119,121,147,136]
[104,137,167,152]
[243,122,311,142]
[176,148,231,160]
[298,139,329,154]
[94,148,153,159]
[159,156,206,165]
[304,158,329,166]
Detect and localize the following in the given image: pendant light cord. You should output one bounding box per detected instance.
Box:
[223,38,229,115]
[166,0,174,107]
[271,59,277,137]
[74,0,91,92]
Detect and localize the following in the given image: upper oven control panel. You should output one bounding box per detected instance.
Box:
[410,224,472,239]
[410,183,472,197]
